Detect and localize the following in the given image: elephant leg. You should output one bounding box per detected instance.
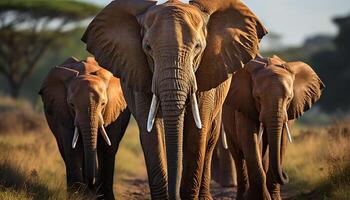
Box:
[226,132,248,200]
[223,108,247,200]
[215,132,237,187]
[122,87,168,199]
[236,112,271,200]
[98,109,131,200]
[139,119,168,199]
[199,113,222,200]
[180,113,207,199]
[55,125,84,193]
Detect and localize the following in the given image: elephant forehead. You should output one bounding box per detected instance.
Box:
[144,2,204,30]
[69,76,107,94]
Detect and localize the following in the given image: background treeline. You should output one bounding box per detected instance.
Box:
[0,6,349,118]
[263,15,350,116]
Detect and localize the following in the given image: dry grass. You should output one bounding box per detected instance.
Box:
[285,120,350,200]
[1,96,349,199]
[0,96,146,199]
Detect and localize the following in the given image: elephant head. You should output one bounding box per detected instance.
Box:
[82,0,266,197]
[39,57,126,188]
[227,55,324,185]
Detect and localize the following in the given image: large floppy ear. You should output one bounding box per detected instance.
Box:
[226,60,265,120]
[39,59,79,126]
[95,69,127,126]
[82,0,156,93]
[190,0,268,91]
[285,62,325,119]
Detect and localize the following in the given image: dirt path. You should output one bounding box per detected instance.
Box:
[115,177,298,200]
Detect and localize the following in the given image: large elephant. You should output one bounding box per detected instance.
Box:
[222,55,324,200]
[39,57,131,199]
[82,0,267,199]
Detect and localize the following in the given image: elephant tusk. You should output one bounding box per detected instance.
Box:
[147,94,159,132]
[258,122,264,144]
[285,122,293,143]
[72,126,79,149]
[221,123,228,149]
[191,93,202,129]
[100,113,112,146]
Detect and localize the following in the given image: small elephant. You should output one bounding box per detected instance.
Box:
[82,0,267,199]
[39,57,131,199]
[222,56,324,200]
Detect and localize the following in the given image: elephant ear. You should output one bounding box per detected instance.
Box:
[95,69,127,126]
[190,0,268,91]
[226,60,266,120]
[81,0,157,92]
[285,62,325,119]
[39,59,79,127]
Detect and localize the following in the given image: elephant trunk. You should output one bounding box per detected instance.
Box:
[265,111,289,185]
[80,124,98,188]
[161,97,185,200]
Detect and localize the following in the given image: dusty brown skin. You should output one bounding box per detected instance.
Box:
[222,56,325,200]
[39,57,130,199]
[211,129,237,188]
[82,0,266,199]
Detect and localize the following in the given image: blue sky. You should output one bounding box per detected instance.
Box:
[85,0,350,46]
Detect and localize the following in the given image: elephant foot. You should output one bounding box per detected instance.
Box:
[270,193,282,200]
[219,177,237,188]
[235,191,245,200]
[199,194,213,200]
[244,188,271,200]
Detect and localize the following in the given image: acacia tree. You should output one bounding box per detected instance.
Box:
[0,0,100,97]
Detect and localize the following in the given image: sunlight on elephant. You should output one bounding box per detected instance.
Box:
[222,55,325,200]
[39,57,131,199]
[81,0,267,199]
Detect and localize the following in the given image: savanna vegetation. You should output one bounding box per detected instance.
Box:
[0,97,349,199]
[0,0,349,199]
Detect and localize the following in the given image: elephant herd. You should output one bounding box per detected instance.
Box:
[39,0,324,199]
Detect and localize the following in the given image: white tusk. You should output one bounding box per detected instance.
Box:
[258,122,264,144]
[72,126,79,149]
[147,95,159,132]
[221,123,228,149]
[100,113,111,146]
[285,122,293,143]
[191,93,202,129]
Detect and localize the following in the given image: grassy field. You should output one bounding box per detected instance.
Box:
[0,97,349,199]
[0,97,146,200]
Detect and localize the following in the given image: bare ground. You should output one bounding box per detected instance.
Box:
[115,176,298,200]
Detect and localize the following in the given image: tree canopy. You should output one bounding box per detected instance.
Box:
[310,14,350,113]
[0,0,101,97]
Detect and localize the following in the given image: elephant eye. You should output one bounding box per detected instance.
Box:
[195,43,202,50]
[144,43,152,51]
[69,102,74,108]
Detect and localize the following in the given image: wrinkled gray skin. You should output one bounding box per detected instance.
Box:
[82,0,267,199]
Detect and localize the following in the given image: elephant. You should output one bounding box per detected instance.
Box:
[39,57,131,199]
[211,126,237,188]
[222,55,325,200]
[82,0,267,199]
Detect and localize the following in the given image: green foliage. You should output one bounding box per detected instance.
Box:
[310,15,350,113]
[0,0,101,20]
[0,0,100,98]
